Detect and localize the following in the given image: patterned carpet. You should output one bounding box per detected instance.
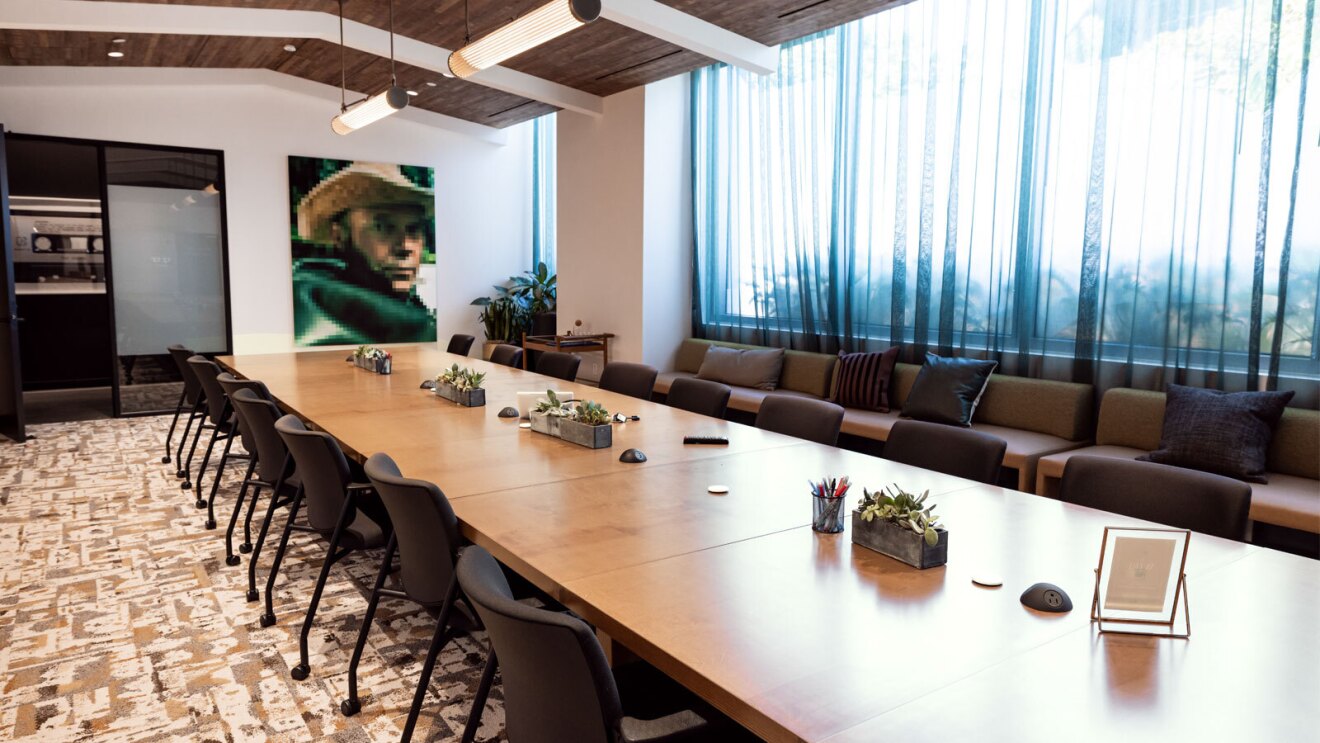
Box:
[0,416,506,742]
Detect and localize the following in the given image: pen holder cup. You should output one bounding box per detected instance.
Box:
[812,494,846,534]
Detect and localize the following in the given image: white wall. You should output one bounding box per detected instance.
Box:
[641,75,692,372]
[0,73,533,355]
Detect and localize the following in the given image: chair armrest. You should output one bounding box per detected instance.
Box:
[618,710,709,743]
[346,482,375,493]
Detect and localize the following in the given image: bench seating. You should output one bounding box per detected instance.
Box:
[656,339,1095,492]
[1036,388,1320,535]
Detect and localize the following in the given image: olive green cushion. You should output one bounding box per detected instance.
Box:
[976,376,1094,442]
[1267,408,1319,480]
[675,339,837,399]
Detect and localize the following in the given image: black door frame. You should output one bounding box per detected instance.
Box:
[0,124,28,442]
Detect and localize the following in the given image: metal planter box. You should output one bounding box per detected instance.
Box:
[851,513,948,569]
[528,412,612,449]
[351,356,391,375]
[435,382,485,407]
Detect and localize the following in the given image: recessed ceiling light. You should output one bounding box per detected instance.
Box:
[107,51,125,58]
[111,38,126,44]
[407,90,419,96]
[426,81,438,87]
[283,44,297,52]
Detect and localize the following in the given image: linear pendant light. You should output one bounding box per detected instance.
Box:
[447,0,601,78]
[331,0,407,135]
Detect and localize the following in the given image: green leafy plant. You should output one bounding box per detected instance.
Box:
[471,262,557,342]
[532,389,575,417]
[353,344,369,358]
[857,484,943,546]
[573,400,611,426]
[509,261,557,316]
[436,364,485,391]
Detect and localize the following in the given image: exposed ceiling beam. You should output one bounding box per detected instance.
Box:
[600,0,778,75]
[0,0,605,117]
[0,64,510,144]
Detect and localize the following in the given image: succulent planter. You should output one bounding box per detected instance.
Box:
[851,513,948,569]
[350,356,392,374]
[434,381,485,407]
[528,412,612,449]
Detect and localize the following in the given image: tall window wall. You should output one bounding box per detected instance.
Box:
[692,0,1317,393]
[531,114,557,273]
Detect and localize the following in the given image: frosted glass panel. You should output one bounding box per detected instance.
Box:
[107,185,227,356]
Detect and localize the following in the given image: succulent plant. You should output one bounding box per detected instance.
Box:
[573,400,611,426]
[533,389,575,417]
[436,364,485,391]
[857,484,943,546]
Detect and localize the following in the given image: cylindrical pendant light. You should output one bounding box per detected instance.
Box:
[331,86,410,135]
[447,0,601,78]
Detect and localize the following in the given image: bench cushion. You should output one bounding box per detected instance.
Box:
[728,387,821,415]
[675,339,837,399]
[976,375,1094,441]
[1269,408,1320,480]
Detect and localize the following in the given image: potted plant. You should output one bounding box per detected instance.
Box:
[851,485,948,569]
[434,363,486,407]
[349,346,391,374]
[556,400,612,449]
[528,389,575,437]
[471,262,558,357]
[510,261,557,336]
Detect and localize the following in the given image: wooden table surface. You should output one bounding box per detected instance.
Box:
[219,347,1320,743]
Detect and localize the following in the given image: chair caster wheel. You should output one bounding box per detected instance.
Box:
[260,613,277,628]
[246,590,259,602]
[182,482,192,490]
[239,543,253,554]
[195,499,207,509]
[204,519,217,530]
[175,470,185,478]
[225,555,240,566]
[290,664,309,681]
[162,456,171,464]
[340,698,360,717]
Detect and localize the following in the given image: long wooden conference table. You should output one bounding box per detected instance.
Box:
[218,347,1319,742]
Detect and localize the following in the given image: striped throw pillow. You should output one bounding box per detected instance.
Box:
[832,347,900,412]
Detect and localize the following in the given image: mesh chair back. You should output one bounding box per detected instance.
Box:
[187,356,231,426]
[1059,455,1252,540]
[275,415,354,534]
[457,546,621,743]
[883,420,1007,485]
[167,344,203,406]
[364,453,461,606]
[490,344,524,368]
[230,388,291,485]
[598,362,657,401]
[755,395,845,446]
[216,372,271,454]
[447,334,476,356]
[666,377,731,419]
[537,351,581,382]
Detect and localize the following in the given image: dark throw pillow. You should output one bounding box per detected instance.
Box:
[696,346,785,391]
[1137,384,1294,483]
[832,347,901,412]
[900,353,997,427]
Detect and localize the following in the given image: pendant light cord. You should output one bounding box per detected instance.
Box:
[464,0,471,45]
[338,0,346,111]
[389,0,396,85]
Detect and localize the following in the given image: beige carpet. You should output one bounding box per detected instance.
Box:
[0,416,505,742]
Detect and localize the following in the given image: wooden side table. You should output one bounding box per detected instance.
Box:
[521,332,615,370]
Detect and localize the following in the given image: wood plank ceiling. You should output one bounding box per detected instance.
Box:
[2,0,908,128]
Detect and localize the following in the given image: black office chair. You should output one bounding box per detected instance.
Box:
[228,388,300,591]
[447,334,476,357]
[270,415,391,680]
[599,362,658,401]
[755,395,845,446]
[340,453,471,742]
[490,343,524,368]
[457,545,709,743]
[538,351,581,382]
[185,356,240,500]
[882,420,1007,485]
[1059,456,1252,541]
[194,372,268,531]
[163,344,204,468]
[665,377,731,419]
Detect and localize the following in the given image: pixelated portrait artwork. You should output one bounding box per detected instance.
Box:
[288,156,438,347]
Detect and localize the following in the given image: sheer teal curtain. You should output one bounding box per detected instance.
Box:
[531,114,557,272]
[692,0,1317,401]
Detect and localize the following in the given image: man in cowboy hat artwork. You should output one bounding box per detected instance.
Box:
[290,158,438,346]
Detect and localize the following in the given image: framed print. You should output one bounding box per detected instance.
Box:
[1090,527,1191,638]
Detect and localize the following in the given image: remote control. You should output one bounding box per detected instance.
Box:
[683,436,729,445]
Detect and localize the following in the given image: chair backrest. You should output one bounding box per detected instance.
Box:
[364,453,461,606]
[187,355,230,425]
[755,395,845,446]
[229,388,292,485]
[457,546,621,743]
[882,420,1007,485]
[666,377,731,419]
[1059,455,1252,540]
[490,344,524,368]
[167,344,203,405]
[275,414,354,534]
[447,334,476,356]
[537,351,580,382]
[598,362,657,401]
[216,372,271,454]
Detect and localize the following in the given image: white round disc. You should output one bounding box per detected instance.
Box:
[707,485,729,494]
[972,575,1004,588]
[519,422,532,429]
